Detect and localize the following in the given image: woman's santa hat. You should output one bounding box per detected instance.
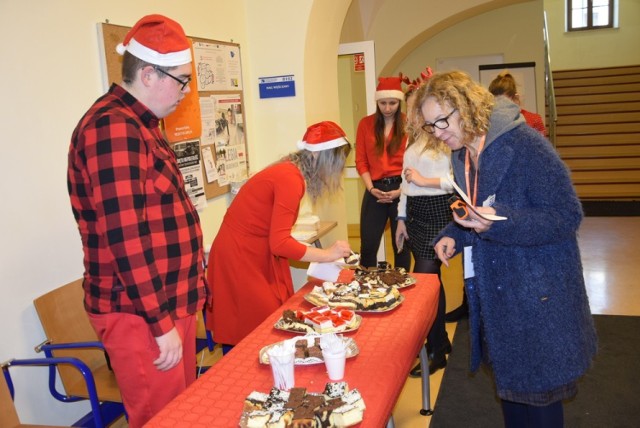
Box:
[116,14,192,66]
[297,121,350,152]
[375,76,404,101]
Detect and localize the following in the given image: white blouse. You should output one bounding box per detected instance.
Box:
[397,140,454,218]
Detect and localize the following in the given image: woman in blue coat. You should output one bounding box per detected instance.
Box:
[408,70,597,428]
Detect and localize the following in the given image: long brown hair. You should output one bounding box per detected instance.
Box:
[374,106,405,156]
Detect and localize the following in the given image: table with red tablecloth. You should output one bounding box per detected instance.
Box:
[145,271,439,427]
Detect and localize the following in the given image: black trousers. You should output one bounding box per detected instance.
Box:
[359,182,411,270]
[501,399,564,428]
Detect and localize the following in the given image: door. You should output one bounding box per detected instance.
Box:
[337,41,385,262]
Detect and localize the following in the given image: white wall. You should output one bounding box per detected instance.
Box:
[0,0,351,424]
[544,0,640,70]
[394,1,546,116]
[0,2,247,424]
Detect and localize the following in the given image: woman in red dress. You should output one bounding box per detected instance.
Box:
[206,121,352,348]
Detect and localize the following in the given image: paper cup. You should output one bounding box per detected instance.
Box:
[322,349,346,380]
[269,351,295,390]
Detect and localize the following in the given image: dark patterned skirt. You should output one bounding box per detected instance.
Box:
[406,193,453,259]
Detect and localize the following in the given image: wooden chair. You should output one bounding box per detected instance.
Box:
[1,371,24,428]
[32,279,123,423]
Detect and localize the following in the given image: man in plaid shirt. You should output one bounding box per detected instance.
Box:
[67,15,206,427]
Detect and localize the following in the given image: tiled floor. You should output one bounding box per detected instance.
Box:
[113,216,639,427]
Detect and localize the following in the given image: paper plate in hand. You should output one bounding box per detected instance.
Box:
[274,313,362,335]
[259,334,359,365]
[448,177,507,221]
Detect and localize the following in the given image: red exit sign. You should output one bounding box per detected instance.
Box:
[353,53,365,72]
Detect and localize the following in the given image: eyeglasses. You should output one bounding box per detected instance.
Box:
[155,67,192,91]
[422,109,457,134]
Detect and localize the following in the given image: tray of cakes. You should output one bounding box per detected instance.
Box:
[239,382,365,427]
[353,262,416,289]
[259,334,359,365]
[304,280,404,313]
[274,307,362,334]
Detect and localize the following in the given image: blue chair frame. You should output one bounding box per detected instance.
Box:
[2,356,125,427]
[196,309,216,353]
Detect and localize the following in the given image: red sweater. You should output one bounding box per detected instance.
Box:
[355,114,407,180]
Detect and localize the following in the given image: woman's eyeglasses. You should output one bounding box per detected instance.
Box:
[155,67,192,91]
[422,109,457,134]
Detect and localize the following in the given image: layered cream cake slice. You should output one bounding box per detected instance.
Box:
[329,403,363,427]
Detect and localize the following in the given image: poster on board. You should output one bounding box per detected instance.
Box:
[193,42,243,91]
[211,94,247,185]
[174,140,207,210]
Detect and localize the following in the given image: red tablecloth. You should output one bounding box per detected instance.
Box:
[145,271,439,427]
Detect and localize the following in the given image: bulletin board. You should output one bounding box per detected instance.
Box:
[97,22,249,202]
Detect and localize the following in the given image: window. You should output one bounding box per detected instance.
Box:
[567,0,614,31]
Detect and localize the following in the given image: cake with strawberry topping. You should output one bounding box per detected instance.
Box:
[278,307,359,333]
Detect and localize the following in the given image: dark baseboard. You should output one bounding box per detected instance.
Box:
[581,200,640,216]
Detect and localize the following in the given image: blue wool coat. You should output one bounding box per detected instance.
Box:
[437,97,597,403]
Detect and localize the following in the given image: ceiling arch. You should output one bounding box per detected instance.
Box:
[342,0,532,76]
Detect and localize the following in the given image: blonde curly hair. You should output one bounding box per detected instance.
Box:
[405,90,448,157]
[407,70,495,148]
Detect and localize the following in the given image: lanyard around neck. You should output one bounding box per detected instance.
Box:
[464,136,486,206]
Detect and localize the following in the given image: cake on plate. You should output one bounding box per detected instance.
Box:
[240,383,365,428]
[307,280,402,311]
[276,307,359,334]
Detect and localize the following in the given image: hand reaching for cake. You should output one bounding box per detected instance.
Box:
[300,240,351,263]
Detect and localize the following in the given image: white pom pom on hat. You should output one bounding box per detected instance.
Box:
[296,121,349,152]
[115,14,192,67]
[375,76,404,101]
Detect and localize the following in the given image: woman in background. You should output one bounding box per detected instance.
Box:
[355,76,411,270]
[396,68,454,377]
[488,71,547,136]
[411,70,596,427]
[206,121,352,349]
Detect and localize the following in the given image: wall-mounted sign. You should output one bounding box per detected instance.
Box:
[258,75,296,99]
[354,53,365,72]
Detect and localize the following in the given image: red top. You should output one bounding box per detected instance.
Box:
[521,108,547,136]
[67,84,206,337]
[355,114,407,180]
[206,161,308,345]
[146,271,440,428]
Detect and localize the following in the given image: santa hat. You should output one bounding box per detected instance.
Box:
[296,121,349,152]
[116,14,192,66]
[375,76,404,101]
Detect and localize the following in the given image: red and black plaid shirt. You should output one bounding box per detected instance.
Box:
[67,84,207,336]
